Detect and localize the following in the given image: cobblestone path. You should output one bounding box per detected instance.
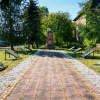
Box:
[2,50,99,100]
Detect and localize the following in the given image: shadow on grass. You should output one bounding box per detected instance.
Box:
[16,49,38,55]
[55,48,65,50]
[67,51,100,60]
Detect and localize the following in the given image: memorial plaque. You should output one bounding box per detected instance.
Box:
[68,46,75,51]
[5,49,20,60]
[25,46,33,52]
[81,50,94,58]
[73,48,82,53]
[0,62,3,66]
[18,47,27,54]
[0,62,8,71]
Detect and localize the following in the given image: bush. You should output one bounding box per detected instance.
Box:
[83,38,96,48]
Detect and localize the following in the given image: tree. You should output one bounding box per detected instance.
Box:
[42,12,74,46]
[78,0,100,47]
[39,6,49,18]
[38,6,49,44]
[0,0,26,50]
[22,0,41,48]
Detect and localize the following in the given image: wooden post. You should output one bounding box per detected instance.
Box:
[93,51,94,58]
[5,50,6,60]
[9,53,10,58]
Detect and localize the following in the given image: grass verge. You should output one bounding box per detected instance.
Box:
[65,49,100,74]
[0,49,38,76]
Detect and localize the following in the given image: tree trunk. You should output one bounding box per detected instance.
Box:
[10,1,14,50]
[67,41,68,46]
[11,43,14,50]
[35,41,39,48]
[56,39,59,46]
[31,42,35,49]
[28,44,30,49]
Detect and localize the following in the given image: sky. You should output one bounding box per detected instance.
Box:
[38,0,88,20]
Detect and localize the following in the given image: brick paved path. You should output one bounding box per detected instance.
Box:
[2,50,99,100]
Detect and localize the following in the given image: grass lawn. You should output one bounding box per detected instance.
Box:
[65,49,100,74]
[1,47,100,76]
[0,49,38,76]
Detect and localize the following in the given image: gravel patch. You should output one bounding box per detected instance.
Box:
[0,50,40,97]
[61,51,100,93]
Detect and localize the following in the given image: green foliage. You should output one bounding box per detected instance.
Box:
[41,12,74,46]
[22,0,41,48]
[78,0,100,48]
[0,0,26,50]
[83,38,97,48]
[0,0,25,9]
[38,6,49,44]
[39,6,49,17]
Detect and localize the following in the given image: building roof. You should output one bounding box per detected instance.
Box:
[73,0,100,21]
[73,13,82,21]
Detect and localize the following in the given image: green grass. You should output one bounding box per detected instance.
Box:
[65,49,100,74]
[38,45,46,49]
[1,46,100,76]
[0,49,38,76]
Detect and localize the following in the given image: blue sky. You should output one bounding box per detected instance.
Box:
[38,0,88,20]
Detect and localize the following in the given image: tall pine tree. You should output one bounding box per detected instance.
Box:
[23,0,41,48]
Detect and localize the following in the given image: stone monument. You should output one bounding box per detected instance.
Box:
[46,31,55,49]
